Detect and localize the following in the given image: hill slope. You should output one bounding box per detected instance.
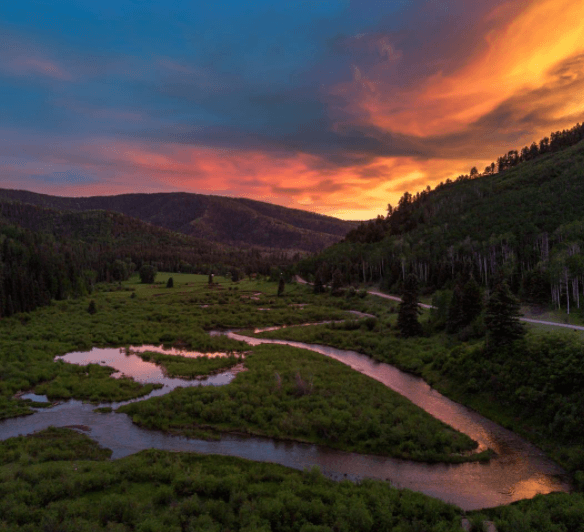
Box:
[0,199,298,317]
[301,139,584,306]
[0,190,356,252]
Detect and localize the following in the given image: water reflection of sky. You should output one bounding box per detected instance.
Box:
[218,330,571,505]
[56,345,243,389]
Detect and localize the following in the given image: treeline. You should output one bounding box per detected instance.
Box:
[299,130,584,310]
[461,122,584,179]
[0,201,299,317]
[345,122,584,245]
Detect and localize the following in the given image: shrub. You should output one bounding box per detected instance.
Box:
[139,265,157,284]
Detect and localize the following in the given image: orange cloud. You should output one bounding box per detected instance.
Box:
[344,0,584,141]
[312,0,584,218]
[43,139,476,220]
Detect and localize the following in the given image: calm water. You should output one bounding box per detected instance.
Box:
[51,345,243,402]
[0,336,571,510]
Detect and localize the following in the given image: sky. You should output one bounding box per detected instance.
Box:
[1,0,584,220]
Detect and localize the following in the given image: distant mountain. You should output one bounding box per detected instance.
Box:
[0,198,300,271]
[0,190,357,252]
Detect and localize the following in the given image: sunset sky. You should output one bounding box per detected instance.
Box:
[1,0,584,220]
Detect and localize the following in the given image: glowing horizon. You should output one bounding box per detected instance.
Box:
[1,0,584,221]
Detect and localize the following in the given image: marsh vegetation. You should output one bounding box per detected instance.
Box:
[2,272,584,529]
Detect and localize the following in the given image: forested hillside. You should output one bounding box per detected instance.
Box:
[0,190,356,252]
[0,200,297,318]
[300,132,584,310]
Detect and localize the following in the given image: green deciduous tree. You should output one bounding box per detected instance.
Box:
[139,265,157,284]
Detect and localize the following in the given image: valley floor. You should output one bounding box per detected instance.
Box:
[1,274,583,530]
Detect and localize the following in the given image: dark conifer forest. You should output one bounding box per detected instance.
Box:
[0,200,299,317]
[300,125,584,312]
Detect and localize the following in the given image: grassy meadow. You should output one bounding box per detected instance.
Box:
[119,342,480,462]
[3,273,584,529]
[250,299,584,484]
[3,427,584,532]
[1,273,477,462]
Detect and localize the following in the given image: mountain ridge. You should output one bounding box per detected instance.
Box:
[0,189,357,252]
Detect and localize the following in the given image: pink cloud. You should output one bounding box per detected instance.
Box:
[7,56,73,81]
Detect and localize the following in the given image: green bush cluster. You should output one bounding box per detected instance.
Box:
[33,362,163,403]
[0,427,112,465]
[0,431,465,532]
[438,332,584,478]
[0,276,364,413]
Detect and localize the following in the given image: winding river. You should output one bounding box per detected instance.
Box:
[0,331,571,511]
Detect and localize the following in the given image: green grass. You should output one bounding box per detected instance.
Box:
[0,427,112,465]
[120,343,481,463]
[250,317,452,376]
[250,305,584,485]
[474,493,584,532]
[4,275,584,528]
[520,304,584,327]
[33,363,164,403]
[0,398,35,420]
[0,275,348,409]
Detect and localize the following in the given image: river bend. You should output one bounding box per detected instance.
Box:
[0,335,570,511]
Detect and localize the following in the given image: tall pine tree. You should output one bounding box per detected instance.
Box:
[398,273,423,337]
[485,281,524,349]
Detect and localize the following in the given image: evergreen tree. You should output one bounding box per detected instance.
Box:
[446,283,465,333]
[397,273,423,337]
[447,276,483,333]
[313,269,325,294]
[484,281,524,349]
[331,268,343,296]
[461,275,483,323]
